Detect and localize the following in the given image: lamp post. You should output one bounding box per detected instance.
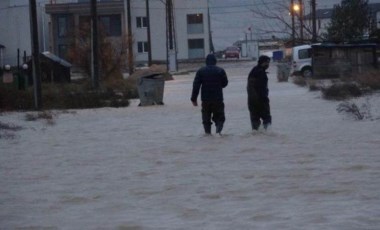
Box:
[91,0,99,89]
[298,0,304,42]
[290,0,296,46]
[292,1,303,43]
[311,0,317,42]
[124,0,134,75]
[29,0,42,109]
[146,0,152,66]
[21,63,28,90]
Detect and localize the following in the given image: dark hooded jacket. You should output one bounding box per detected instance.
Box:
[191,54,228,102]
[247,65,269,101]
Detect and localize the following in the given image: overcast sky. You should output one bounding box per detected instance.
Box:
[209,0,380,50]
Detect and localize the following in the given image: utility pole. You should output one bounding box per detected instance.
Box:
[91,0,99,89]
[126,0,134,74]
[299,0,304,42]
[146,0,152,66]
[29,0,42,109]
[311,0,317,42]
[167,0,174,50]
[245,32,248,58]
[207,0,214,53]
[291,0,295,46]
[166,0,177,72]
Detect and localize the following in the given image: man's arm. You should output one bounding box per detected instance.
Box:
[254,70,268,98]
[220,69,228,88]
[191,71,202,106]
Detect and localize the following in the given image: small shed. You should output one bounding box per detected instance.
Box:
[311,43,378,79]
[28,51,72,83]
[40,51,72,83]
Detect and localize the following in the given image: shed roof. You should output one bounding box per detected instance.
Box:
[42,51,72,67]
[304,9,333,20]
[312,43,377,48]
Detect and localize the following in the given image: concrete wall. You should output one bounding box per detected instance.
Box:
[0,0,47,66]
[132,0,210,62]
[174,0,210,60]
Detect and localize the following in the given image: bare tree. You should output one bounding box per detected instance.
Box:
[249,0,321,42]
[67,22,131,83]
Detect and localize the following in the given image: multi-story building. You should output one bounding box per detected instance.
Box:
[45,0,211,66]
[1,0,211,68]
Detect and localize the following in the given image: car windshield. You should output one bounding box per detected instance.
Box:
[226,47,238,51]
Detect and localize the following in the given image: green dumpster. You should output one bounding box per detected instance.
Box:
[137,74,165,106]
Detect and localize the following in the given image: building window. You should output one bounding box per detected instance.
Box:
[79,16,91,30]
[136,17,148,28]
[99,15,122,36]
[78,15,121,37]
[137,41,148,53]
[188,38,204,58]
[58,44,68,60]
[187,14,203,34]
[57,15,69,38]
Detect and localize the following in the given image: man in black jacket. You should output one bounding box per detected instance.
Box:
[191,54,228,135]
[247,55,272,131]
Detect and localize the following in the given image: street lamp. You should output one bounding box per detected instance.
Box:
[295,1,304,42]
[290,0,296,46]
[292,4,300,13]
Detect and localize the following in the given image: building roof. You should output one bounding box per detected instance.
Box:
[304,3,380,20]
[304,9,333,20]
[45,1,124,14]
[42,51,72,68]
[312,43,378,48]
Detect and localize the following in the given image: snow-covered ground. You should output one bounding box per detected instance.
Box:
[1,61,380,230]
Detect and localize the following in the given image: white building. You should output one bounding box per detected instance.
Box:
[0,0,47,67]
[45,0,211,66]
[1,0,211,68]
[239,40,259,60]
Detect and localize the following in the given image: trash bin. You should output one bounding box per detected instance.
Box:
[277,62,291,82]
[14,72,27,90]
[137,74,165,106]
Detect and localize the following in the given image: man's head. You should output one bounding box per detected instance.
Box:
[258,55,270,70]
[206,54,217,66]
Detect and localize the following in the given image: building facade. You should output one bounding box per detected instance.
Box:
[0,0,48,66]
[45,0,211,65]
[1,0,211,68]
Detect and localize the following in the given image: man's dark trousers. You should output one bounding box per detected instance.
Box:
[202,101,225,134]
[248,97,271,130]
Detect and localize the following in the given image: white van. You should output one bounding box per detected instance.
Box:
[291,44,312,78]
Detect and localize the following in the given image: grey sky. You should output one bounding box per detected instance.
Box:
[209,0,380,50]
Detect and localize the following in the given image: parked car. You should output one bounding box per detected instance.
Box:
[224,46,240,59]
[291,44,312,78]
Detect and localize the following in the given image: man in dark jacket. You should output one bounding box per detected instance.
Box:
[191,54,228,135]
[247,55,272,131]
